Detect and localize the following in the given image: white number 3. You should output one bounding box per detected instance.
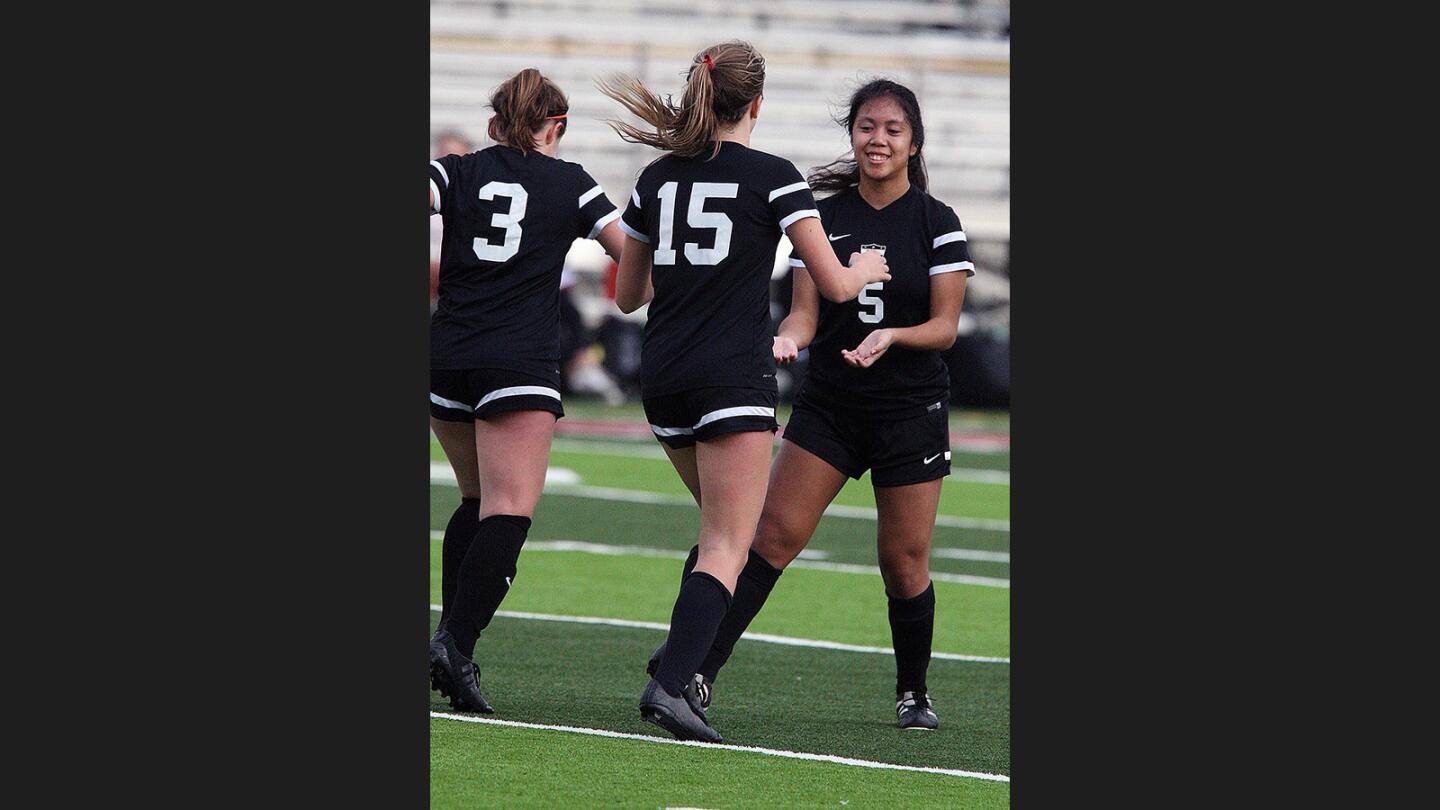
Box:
[473,181,528,262]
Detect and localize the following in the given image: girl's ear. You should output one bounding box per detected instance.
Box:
[750,96,763,119]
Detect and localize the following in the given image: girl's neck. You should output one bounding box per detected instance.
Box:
[858,173,911,210]
[717,116,754,147]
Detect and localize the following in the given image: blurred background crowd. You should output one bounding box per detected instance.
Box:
[431,0,1010,408]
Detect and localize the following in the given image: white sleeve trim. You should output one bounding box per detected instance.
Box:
[768,181,810,202]
[630,188,642,208]
[929,261,975,276]
[587,209,621,240]
[429,160,449,189]
[579,185,605,207]
[787,258,805,268]
[429,179,442,214]
[778,209,821,230]
[619,219,651,243]
[932,230,968,248]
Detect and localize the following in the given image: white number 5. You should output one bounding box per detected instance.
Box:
[473,181,528,262]
[858,283,885,323]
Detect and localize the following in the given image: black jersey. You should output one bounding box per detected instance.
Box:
[789,184,974,417]
[619,141,818,396]
[428,145,619,370]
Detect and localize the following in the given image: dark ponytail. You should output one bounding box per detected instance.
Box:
[808,79,928,194]
[487,68,569,154]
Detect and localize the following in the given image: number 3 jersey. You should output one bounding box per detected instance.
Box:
[428,146,620,370]
[619,141,819,396]
[789,184,975,417]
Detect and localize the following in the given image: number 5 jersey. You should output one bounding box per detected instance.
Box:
[788,184,975,418]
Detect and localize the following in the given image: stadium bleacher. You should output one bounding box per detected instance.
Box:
[431,0,1009,332]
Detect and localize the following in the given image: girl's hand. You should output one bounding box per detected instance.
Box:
[848,251,891,286]
[773,335,799,364]
[841,329,894,368]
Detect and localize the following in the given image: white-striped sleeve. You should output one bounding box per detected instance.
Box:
[429,179,442,214]
[579,185,605,207]
[929,261,976,276]
[618,218,650,243]
[587,209,621,240]
[778,209,821,230]
[768,181,810,203]
[933,230,968,248]
[429,160,449,191]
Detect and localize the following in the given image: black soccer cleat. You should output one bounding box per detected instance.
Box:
[639,677,722,743]
[645,641,712,710]
[429,629,494,714]
[896,691,939,730]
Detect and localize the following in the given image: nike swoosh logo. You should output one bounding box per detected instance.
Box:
[828,233,850,241]
[924,453,944,464]
[504,576,512,587]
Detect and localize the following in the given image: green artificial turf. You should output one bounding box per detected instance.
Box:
[429,613,1010,777]
[429,543,1010,659]
[431,719,1010,809]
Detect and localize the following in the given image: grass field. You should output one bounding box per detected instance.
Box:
[429,401,1010,807]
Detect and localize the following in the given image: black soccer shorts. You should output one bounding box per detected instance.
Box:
[642,387,780,450]
[781,394,951,487]
[429,366,565,422]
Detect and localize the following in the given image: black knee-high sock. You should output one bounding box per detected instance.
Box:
[440,514,531,658]
[698,550,783,683]
[439,497,481,626]
[653,571,732,696]
[889,582,936,696]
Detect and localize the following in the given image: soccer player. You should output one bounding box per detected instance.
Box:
[657,79,973,730]
[427,68,625,713]
[599,42,891,743]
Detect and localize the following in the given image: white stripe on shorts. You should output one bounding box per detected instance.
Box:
[429,392,472,412]
[692,406,776,430]
[476,386,562,408]
[650,424,695,437]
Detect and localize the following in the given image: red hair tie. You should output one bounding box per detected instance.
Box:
[702,54,715,72]
[544,113,568,120]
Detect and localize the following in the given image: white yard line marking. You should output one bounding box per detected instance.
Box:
[428,535,1009,588]
[429,464,1011,532]
[429,712,1010,782]
[429,604,1009,664]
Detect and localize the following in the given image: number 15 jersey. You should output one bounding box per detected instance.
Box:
[619,141,818,397]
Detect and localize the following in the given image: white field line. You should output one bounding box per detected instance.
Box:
[428,535,1009,588]
[429,463,1011,533]
[429,604,1010,665]
[430,712,1010,782]
[549,438,1011,485]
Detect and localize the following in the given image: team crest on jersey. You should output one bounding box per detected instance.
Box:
[860,243,887,255]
